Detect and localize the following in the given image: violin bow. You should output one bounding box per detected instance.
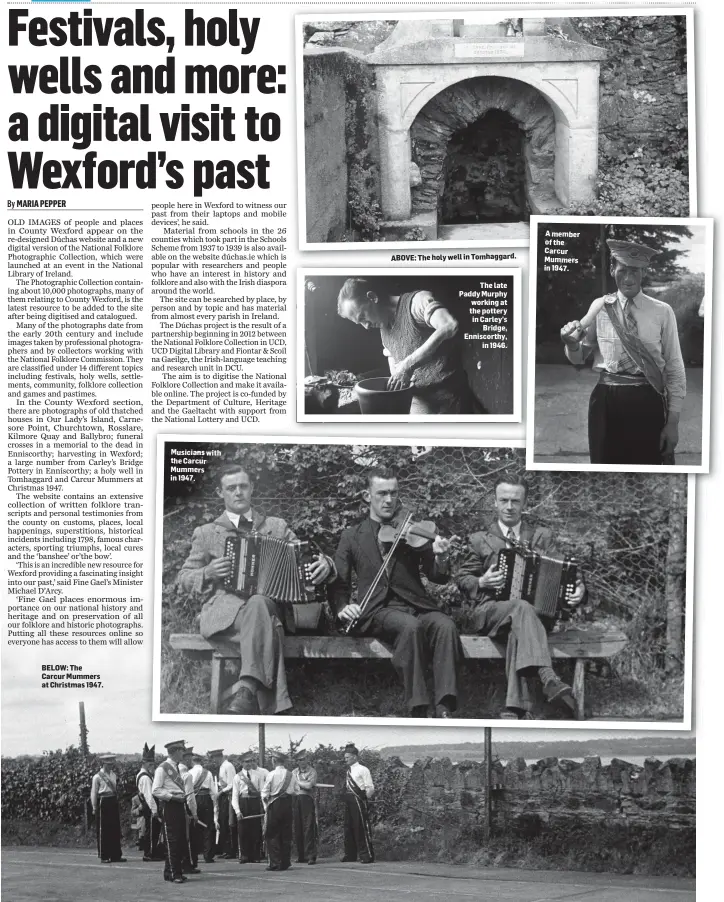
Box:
[343,511,414,634]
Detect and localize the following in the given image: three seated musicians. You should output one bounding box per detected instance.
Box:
[177,469,586,719]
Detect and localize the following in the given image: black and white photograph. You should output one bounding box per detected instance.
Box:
[0,716,696,901]
[298,11,695,248]
[154,438,692,728]
[527,216,712,472]
[298,269,520,422]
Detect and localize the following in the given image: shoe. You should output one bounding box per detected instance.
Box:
[227,686,260,715]
[360,858,374,864]
[111,857,127,863]
[519,711,536,720]
[184,867,201,874]
[340,856,357,862]
[266,865,279,871]
[296,858,307,863]
[238,857,249,864]
[307,859,316,865]
[435,704,452,719]
[410,705,428,718]
[543,677,576,712]
[204,858,215,863]
[280,864,292,870]
[173,877,187,884]
[499,708,521,719]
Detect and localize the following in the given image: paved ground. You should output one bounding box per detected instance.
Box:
[438,222,529,241]
[532,365,704,466]
[1,848,695,902]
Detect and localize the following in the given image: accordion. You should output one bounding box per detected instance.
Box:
[223,534,322,605]
[495,546,578,621]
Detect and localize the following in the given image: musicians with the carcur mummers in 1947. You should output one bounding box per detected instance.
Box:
[560,238,686,465]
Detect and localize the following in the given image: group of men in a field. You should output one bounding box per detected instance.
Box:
[178,464,586,722]
[91,742,374,883]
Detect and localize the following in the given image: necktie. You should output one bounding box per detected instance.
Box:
[506,528,516,547]
[616,300,643,374]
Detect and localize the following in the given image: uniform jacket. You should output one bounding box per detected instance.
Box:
[456,520,556,604]
[331,516,449,630]
[176,509,295,637]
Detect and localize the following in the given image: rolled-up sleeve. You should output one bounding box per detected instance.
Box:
[661,305,686,414]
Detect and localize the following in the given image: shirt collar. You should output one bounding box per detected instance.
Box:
[498,520,521,540]
[615,290,644,308]
[226,510,254,529]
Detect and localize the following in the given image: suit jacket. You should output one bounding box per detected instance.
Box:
[331,517,449,630]
[177,509,295,637]
[456,520,556,604]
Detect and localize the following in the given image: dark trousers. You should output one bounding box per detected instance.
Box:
[588,381,666,465]
[367,601,460,710]
[160,799,186,882]
[265,796,293,869]
[195,794,215,861]
[140,811,164,860]
[294,794,318,862]
[182,810,198,870]
[343,792,374,863]
[216,792,237,857]
[96,796,123,861]
[237,795,264,862]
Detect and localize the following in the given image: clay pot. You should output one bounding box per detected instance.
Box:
[355,377,413,415]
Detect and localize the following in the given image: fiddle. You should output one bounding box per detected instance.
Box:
[378,518,439,549]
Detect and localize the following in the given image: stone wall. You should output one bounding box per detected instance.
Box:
[570,16,689,161]
[303,51,349,243]
[320,755,695,873]
[303,49,379,243]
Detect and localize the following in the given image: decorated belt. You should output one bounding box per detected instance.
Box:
[599,371,650,387]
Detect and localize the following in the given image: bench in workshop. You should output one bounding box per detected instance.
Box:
[169,625,627,720]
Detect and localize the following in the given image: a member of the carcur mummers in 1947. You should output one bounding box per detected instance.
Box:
[152,739,190,884]
[189,751,218,864]
[232,750,269,864]
[90,754,127,864]
[292,749,319,865]
[136,744,164,862]
[176,463,334,714]
[341,744,375,864]
[336,277,472,414]
[332,467,461,717]
[456,475,586,719]
[560,239,686,465]
[209,748,237,860]
[262,751,298,871]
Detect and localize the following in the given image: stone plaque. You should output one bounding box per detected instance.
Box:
[454,42,525,59]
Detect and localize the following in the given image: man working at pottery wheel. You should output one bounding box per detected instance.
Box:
[336,278,470,414]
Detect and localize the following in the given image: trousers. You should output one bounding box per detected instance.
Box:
[473,598,552,711]
[367,601,459,710]
[588,381,666,465]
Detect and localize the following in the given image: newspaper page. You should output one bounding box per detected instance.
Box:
[1,3,717,899]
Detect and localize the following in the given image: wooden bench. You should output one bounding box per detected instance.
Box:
[169,624,626,720]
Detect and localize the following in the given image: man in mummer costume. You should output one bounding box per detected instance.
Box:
[561,238,686,465]
[90,754,127,863]
[341,744,374,864]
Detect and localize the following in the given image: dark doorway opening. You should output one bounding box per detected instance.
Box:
[440,109,529,224]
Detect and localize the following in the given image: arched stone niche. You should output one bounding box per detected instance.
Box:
[411,76,558,221]
[367,19,605,237]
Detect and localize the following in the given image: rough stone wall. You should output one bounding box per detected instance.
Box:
[303,52,349,243]
[303,49,379,242]
[410,76,556,216]
[570,16,689,160]
[379,754,695,838]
